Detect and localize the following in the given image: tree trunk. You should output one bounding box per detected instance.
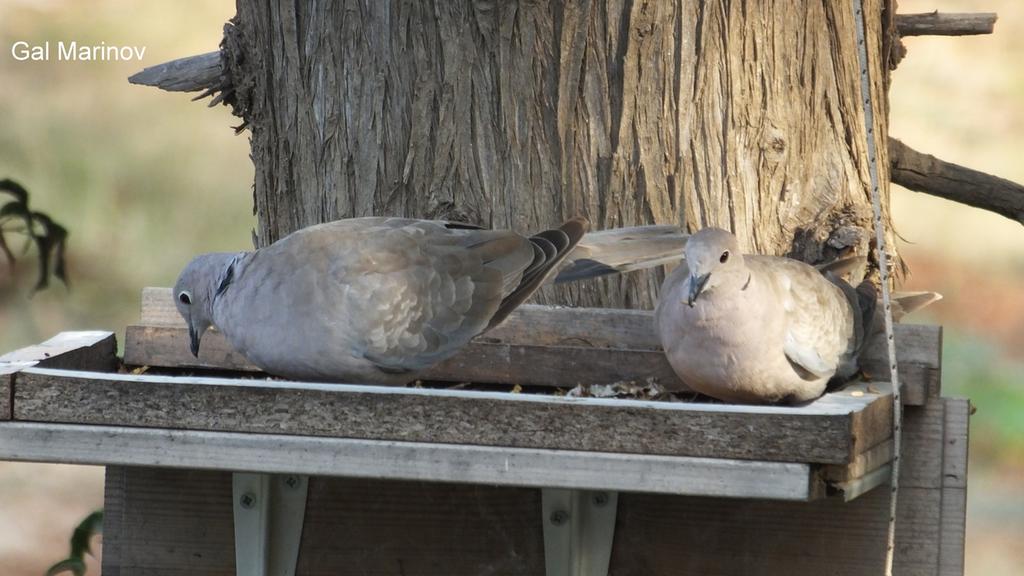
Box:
[223,0,896,309]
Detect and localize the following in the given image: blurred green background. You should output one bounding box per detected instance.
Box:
[1,0,1021,574]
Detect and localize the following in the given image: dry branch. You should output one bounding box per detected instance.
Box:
[895,12,997,36]
[889,137,1024,226]
[128,51,233,108]
[129,51,220,92]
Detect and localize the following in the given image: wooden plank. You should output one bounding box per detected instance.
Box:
[143,286,663,350]
[101,467,125,576]
[123,324,682,389]
[941,398,969,490]
[12,367,886,464]
[900,400,947,490]
[125,324,259,372]
[101,466,946,575]
[0,331,118,421]
[939,398,969,576]
[140,286,185,326]
[123,322,938,404]
[884,395,949,575]
[893,487,943,576]
[892,363,939,406]
[103,466,235,576]
[136,288,940,398]
[0,370,10,421]
[858,324,943,404]
[823,439,893,483]
[833,464,891,502]
[610,485,942,575]
[0,421,820,500]
[103,466,549,576]
[939,488,967,576]
[0,331,118,372]
[846,381,894,460]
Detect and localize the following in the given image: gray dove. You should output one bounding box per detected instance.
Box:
[655,227,937,404]
[174,217,588,384]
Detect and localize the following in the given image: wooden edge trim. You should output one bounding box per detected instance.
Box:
[0,421,819,501]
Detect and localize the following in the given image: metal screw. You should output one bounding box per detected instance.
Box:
[284,475,300,489]
[592,492,610,507]
[239,492,257,509]
[549,510,569,526]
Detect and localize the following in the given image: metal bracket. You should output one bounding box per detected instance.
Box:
[232,472,309,576]
[542,488,619,576]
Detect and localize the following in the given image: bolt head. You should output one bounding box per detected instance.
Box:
[240,492,257,509]
[550,510,569,526]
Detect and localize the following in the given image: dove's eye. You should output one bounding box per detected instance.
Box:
[720,251,730,263]
[178,291,192,305]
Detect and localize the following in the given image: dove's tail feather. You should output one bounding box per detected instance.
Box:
[891,291,943,321]
[865,290,943,337]
[486,217,590,329]
[816,254,868,283]
[553,224,687,283]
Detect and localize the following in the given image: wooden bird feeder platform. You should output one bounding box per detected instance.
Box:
[0,287,968,575]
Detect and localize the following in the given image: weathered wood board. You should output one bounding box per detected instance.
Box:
[939,398,970,576]
[0,331,117,372]
[0,369,10,421]
[11,367,891,464]
[98,395,968,576]
[91,460,908,572]
[0,421,821,500]
[124,324,685,390]
[0,309,966,575]
[103,468,549,576]
[128,287,942,403]
[0,331,118,421]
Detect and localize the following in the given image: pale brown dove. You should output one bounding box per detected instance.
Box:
[655,227,940,404]
[173,217,594,384]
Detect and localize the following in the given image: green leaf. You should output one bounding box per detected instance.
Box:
[0,179,71,294]
[43,510,102,576]
[0,230,14,270]
[69,510,103,558]
[0,178,29,205]
[31,228,53,292]
[0,201,32,232]
[44,558,86,576]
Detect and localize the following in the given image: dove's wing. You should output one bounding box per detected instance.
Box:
[239,217,584,374]
[653,258,690,337]
[748,256,855,380]
[339,220,529,372]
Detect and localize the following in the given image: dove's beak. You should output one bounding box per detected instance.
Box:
[687,273,711,307]
[188,323,201,357]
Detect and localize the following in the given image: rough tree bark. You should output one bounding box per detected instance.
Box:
[221,0,896,310]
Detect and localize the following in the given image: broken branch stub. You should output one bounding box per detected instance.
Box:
[895,12,997,37]
[128,51,231,107]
